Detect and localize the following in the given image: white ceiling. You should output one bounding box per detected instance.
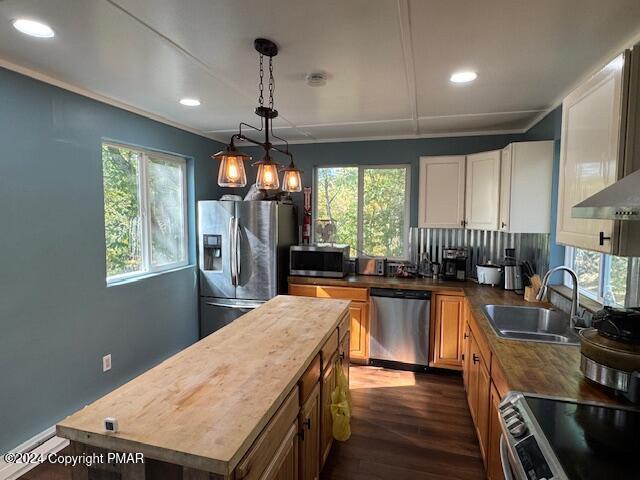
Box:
[1,0,639,143]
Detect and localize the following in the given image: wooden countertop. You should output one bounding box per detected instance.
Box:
[56,296,350,475]
[289,275,617,404]
[463,288,615,404]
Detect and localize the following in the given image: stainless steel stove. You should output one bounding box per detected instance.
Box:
[499,392,640,480]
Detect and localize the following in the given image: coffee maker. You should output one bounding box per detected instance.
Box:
[442,248,467,281]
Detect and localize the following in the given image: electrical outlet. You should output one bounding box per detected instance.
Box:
[102,354,112,372]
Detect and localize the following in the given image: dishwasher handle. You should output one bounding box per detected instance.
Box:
[370,288,431,300]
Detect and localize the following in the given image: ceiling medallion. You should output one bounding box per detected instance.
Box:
[213,38,302,192]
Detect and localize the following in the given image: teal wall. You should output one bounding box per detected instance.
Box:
[0,66,223,453]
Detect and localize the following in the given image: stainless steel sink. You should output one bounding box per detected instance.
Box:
[482,305,580,345]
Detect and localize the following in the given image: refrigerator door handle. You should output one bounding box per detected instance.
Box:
[204,301,261,309]
[235,218,241,283]
[229,217,237,286]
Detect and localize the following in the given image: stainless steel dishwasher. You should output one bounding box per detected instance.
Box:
[369,288,431,367]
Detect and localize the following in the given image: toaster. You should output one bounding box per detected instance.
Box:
[356,257,386,276]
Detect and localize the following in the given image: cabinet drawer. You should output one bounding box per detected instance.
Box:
[321,330,339,370]
[338,312,350,341]
[288,284,368,302]
[299,354,321,405]
[236,387,300,480]
[288,284,318,297]
[316,286,368,302]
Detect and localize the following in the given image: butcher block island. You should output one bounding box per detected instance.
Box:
[56,295,351,480]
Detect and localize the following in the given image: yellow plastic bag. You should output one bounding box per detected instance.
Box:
[330,360,352,441]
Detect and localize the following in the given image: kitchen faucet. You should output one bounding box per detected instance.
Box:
[536,266,584,330]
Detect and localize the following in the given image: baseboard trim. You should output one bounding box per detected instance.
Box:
[0,427,69,480]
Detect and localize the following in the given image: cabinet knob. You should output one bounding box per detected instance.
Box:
[501,222,507,228]
[599,231,611,246]
[472,354,480,364]
[304,418,311,430]
[461,219,467,227]
[463,332,469,339]
[339,352,345,360]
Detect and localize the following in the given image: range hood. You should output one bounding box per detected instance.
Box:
[572,169,640,220]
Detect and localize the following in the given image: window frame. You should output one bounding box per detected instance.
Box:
[103,142,189,285]
[563,246,628,306]
[312,164,411,260]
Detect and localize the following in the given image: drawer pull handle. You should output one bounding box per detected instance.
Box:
[472,354,480,364]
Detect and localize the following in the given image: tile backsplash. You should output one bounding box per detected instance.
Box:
[410,227,550,279]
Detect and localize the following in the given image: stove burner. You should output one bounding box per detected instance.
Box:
[593,307,640,344]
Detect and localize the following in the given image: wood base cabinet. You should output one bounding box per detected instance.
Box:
[432,294,465,370]
[487,384,505,480]
[347,302,368,362]
[288,284,369,362]
[299,384,320,480]
[462,301,507,480]
[262,423,299,480]
[320,352,337,469]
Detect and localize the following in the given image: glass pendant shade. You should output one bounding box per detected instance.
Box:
[281,162,303,192]
[213,147,249,187]
[255,160,280,190]
[282,170,302,192]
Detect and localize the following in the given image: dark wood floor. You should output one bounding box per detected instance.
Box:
[320,366,485,480]
[20,366,484,480]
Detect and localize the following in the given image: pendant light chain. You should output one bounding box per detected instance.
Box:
[269,56,275,110]
[258,54,264,107]
[214,38,301,191]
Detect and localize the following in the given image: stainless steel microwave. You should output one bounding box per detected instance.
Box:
[290,245,350,278]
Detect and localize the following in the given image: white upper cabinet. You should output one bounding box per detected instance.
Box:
[418,156,466,228]
[465,150,501,230]
[499,141,554,233]
[557,55,627,253]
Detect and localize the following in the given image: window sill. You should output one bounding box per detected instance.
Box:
[548,285,603,314]
[107,264,194,287]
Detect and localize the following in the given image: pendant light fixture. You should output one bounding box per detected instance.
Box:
[213,140,249,187]
[281,155,303,192]
[212,38,300,192]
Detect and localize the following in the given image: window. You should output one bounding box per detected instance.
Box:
[564,247,629,306]
[314,165,410,259]
[102,143,188,283]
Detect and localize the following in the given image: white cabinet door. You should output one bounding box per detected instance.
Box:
[465,151,501,231]
[418,156,466,228]
[499,145,512,232]
[500,141,554,233]
[557,55,626,253]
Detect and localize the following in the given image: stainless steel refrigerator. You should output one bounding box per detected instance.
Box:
[198,200,297,337]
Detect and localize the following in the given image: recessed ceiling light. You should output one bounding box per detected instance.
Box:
[179,98,201,107]
[13,19,55,38]
[450,71,477,84]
